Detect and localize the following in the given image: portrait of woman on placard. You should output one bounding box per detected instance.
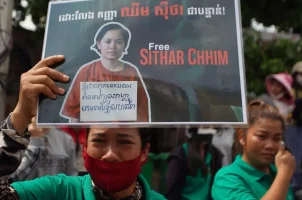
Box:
[60,22,150,123]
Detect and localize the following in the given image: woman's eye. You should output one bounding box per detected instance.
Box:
[119,140,132,145]
[257,135,266,140]
[117,41,123,44]
[274,137,282,142]
[92,139,106,143]
[105,40,111,44]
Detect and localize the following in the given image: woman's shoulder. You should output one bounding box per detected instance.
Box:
[138,174,167,200]
[214,162,242,179]
[80,60,100,70]
[123,62,140,74]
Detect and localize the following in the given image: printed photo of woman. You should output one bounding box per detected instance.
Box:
[60,22,150,123]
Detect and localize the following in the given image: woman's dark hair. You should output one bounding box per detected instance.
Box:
[85,128,152,150]
[248,100,285,131]
[138,128,153,149]
[95,23,130,48]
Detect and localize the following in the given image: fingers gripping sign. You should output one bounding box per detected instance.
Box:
[11,55,70,134]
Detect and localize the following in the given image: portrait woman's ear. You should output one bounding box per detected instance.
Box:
[140,143,150,164]
[96,40,102,51]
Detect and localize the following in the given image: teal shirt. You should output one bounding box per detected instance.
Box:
[211,155,294,200]
[182,143,212,200]
[12,174,166,200]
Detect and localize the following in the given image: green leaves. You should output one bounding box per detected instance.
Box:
[244,31,302,95]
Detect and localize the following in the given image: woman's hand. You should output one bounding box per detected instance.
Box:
[275,142,296,180]
[11,55,69,134]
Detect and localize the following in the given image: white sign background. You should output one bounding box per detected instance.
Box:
[80,81,138,122]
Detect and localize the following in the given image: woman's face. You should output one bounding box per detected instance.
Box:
[97,29,125,61]
[86,128,149,163]
[270,79,286,96]
[240,118,283,167]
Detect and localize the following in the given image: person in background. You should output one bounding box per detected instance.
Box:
[165,127,223,200]
[258,72,294,122]
[212,126,235,166]
[211,100,295,200]
[0,55,165,200]
[283,61,302,196]
[9,117,78,182]
[60,127,88,175]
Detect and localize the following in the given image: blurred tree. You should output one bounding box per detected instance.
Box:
[244,31,302,95]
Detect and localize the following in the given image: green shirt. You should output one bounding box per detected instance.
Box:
[211,155,294,200]
[12,174,166,200]
[182,143,212,200]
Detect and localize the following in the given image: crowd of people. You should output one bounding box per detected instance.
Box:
[0,55,301,200]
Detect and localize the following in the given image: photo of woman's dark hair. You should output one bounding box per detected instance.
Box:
[92,23,130,53]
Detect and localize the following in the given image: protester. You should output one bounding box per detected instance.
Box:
[283,61,302,195]
[212,126,235,166]
[0,55,165,200]
[60,127,88,175]
[165,127,223,200]
[211,100,295,200]
[258,72,294,122]
[10,117,77,182]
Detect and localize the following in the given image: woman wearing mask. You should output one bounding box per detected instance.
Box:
[165,127,223,200]
[0,56,165,200]
[211,100,296,200]
[60,22,150,123]
[258,73,294,122]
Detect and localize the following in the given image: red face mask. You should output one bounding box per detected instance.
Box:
[83,146,143,193]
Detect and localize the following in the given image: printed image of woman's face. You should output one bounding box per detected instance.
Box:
[97,29,125,60]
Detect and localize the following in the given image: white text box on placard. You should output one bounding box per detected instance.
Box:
[80,81,138,122]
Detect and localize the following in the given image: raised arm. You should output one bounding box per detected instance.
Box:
[0,55,70,199]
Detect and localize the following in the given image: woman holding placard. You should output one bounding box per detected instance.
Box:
[60,22,150,123]
[0,55,164,200]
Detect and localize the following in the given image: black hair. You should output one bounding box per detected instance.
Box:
[248,100,285,132]
[95,23,130,49]
[86,128,152,150]
[137,128,153,149]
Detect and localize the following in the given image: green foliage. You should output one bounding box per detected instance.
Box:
[244,31,302,95]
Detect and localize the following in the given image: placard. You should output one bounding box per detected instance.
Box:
[37,0,247,126]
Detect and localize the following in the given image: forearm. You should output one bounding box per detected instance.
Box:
[0,114,30,176]
[261,172,291,200]
[0,114,31,199]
